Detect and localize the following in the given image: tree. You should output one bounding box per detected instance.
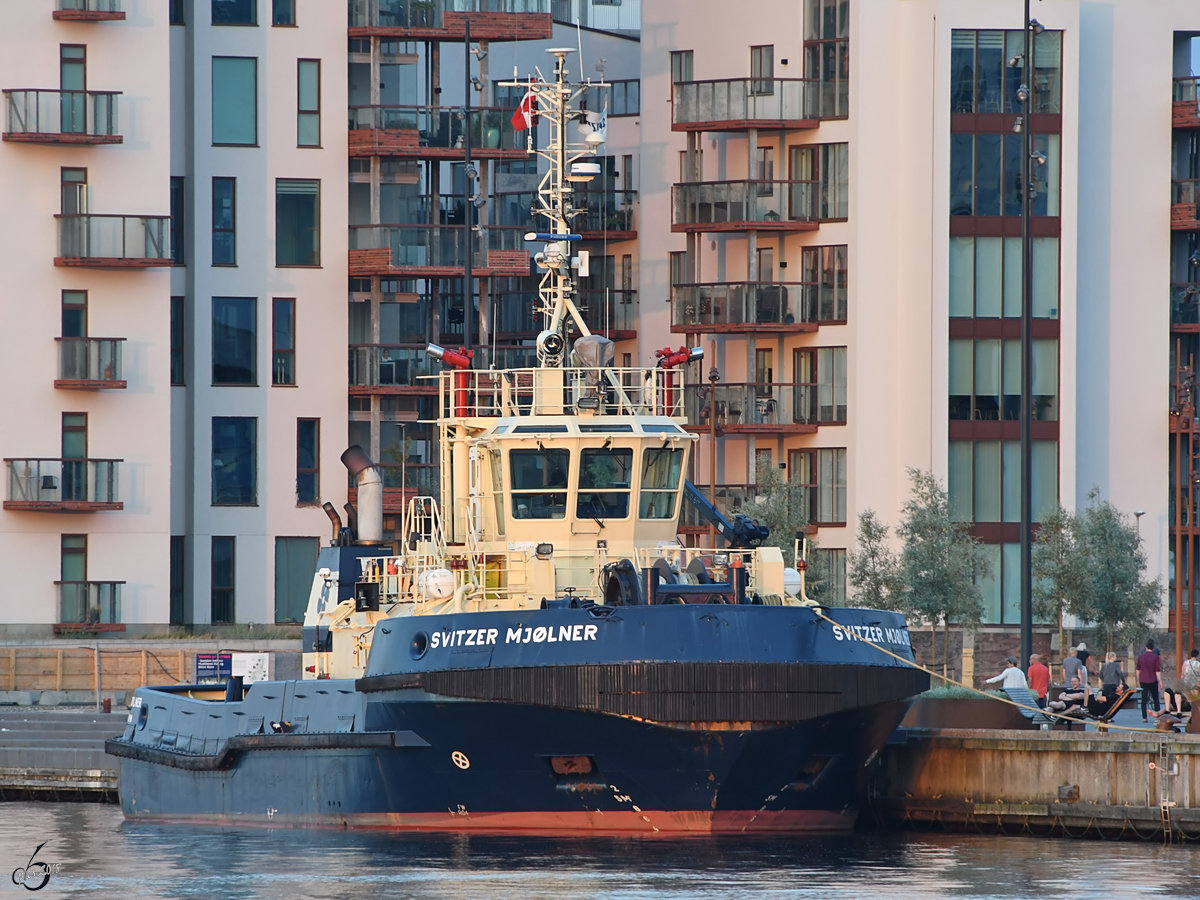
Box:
[847,509,898,610]
[1034,489,1160,652]
[853,469,990,676]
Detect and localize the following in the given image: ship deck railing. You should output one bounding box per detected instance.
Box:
[359,541,782,609]
[434,366,689,419]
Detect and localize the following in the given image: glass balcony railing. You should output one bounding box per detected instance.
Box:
[56,337,124,383]
[684,383,830,428]
[4,89,120,139]
[55,214,170,263]
[350,224,523,269]
[349,0,549,29]
[576,289,637,333]
[673,282,816,329]
[5,458,121,505]
[673,181,812,228]
[673,79,816,127]
[1174,77,1200,103]
[57,580,122,627]
[349,345,440,388]
[349,105,522,151]
[1172,283,1200,326]
[1173,179,1200,204]
[56,0,123,11]
[495,189,637,231]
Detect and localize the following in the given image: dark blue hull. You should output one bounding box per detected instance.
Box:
[108,605,927,834]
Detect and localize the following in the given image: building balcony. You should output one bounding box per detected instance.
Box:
[349,224,529,278]
[1173,78,1200,129]
[1174,180,1200,230]
[3,89,121,144]
[570,188,637,239]
[348,0,552,41]
[682,383,827,434]
[349,345,440,395]
[55,337,126,389]
[672,78,819,132]
[672,181,819,233]
[672,282,820,334]
[348,105,528,159]
[575,289,637,340]
[53,580,124,635]
[53,0,124,21]
[4,458,122,511]
[55,214,171,267]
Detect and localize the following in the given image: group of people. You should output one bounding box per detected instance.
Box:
[985,641,1200,728]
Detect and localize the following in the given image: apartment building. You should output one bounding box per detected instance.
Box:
[641,0,1198,646]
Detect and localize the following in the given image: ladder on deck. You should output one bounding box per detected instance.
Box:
[1158,735,1176,844]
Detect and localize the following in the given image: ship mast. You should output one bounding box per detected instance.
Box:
[507,49,606,367]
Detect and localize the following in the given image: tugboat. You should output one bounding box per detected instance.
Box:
[106,50,927,834]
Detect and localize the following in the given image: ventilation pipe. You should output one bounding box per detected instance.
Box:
[340,445,383,545]
[321,502,343,545]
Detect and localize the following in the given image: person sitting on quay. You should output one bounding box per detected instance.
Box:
[1027,653,1051,708]
[1136,639,1164,721]
[1151,687,1193,718]
[1180,647,1200,698]
[985,655,1028,691]
[1048,675,1087,717]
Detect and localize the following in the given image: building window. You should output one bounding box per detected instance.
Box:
[273,298,295,385]
[793,347,847,424]
[950,133,1060,217]
[803,0,850,118]
[801,244,848,322]
[170,296,185,385]
[62,289,86,339]
[754,348,773,394]
[212,417,257,505]
[60,44,86,134]
[948,337,1058,421]
[212,57,257,145]
[750,45,774,95]
[213,0,255,25]
[949,236,1060,318]
[297,418,319,504]
[950,29,1062,116]
[949,440,1058,525]
[275,537,317,623]
[670,50,693,85]
[297,59,320,146]
[170,0,185,24]
[212,296,256,385]
[170,535,186,625]
[59,534,87,624]
[276,179,320,266]
[61,412,87,502]
[212,177,236,265]
[812,547,846,605]
[211,536,236,624]
[816,447,846,525]
[789,144,848,220]
[273,0,295,26]
[170,176,185,265]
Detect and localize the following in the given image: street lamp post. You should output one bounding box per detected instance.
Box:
[1017,0,1039,670]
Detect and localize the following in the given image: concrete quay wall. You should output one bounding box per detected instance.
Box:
[875,728,1200,840]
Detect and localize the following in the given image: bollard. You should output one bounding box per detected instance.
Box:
[102,698,111,713]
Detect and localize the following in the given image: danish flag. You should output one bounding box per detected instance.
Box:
[511,89,537,131]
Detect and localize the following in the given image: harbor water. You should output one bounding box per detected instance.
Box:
[3,802,1200,899]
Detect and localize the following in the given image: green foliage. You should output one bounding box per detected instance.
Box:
[892,468,989,632]
[736,459,811,563]
[1033,488,1160,651]
[847,508,898,609]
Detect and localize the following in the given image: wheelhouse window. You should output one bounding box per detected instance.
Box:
[510,448,568,519]
[577,447,633,520]
[640,447,683,519]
